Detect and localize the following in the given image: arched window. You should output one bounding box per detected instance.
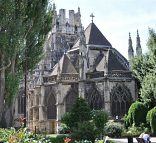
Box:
[85,84,104,110]
[18,89,25,114]
[47,93,56,119]
[74,25,77,33]
[65,85,78,112]
[110,84,132,118]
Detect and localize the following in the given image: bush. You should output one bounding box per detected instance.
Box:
[122,126,144,137]
[146,107,156,135]
[58,123,71,134]
[146,109,152,128]
[125,101,148,127]
[104,121,123,138]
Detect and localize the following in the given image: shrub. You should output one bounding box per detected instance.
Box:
[122,126,144,137]
[125,101,148,127]
[104,121,123,138]
[147,107,156,135]
[146,109,152,128]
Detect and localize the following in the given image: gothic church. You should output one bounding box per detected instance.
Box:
[14,7,142,133]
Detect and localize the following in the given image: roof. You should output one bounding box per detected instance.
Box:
[72,22,112,49]
[50,54,78,76]
[96,49,129,72]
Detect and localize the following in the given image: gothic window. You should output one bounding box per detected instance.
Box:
[56,21,59,29]
[47,93,56,119]
[74,25,77,33]
[85,84,104,110]
[29,108,33,120]
[18,91,25,114]
[65,85,78,112]
[110,84,132,118]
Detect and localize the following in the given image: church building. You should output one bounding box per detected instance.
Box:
[14,7,142,133]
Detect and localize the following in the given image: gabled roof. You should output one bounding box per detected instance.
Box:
[50,54,78,76]
[72,22,112,49]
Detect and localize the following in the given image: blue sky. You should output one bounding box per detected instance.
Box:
[53,0,156,59]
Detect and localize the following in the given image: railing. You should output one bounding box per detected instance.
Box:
[43,74,79,83]
[86,71,104,79]
[107,71,132,78]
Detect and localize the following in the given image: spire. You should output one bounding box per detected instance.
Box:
[128,32,134,60]
[78,7,80,14]
[136,30,142,56]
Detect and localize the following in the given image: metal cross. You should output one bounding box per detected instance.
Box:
[90,13,95,23]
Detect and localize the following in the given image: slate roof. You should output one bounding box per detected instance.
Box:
[85,22,112,47]
[50,54,78,76]
[96,49,129,72]
[71,22,112,49]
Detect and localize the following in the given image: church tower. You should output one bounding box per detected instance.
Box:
[136,30,142,56]
[128,32,134,60]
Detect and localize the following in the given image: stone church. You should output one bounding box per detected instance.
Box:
[14,7,142,133]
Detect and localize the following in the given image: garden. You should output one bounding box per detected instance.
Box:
[1,96,156,143]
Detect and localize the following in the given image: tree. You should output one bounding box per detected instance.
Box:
[62,97,92,129]
[131,29,156,108]
[0,0,53,127]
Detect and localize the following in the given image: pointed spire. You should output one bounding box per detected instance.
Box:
[128,32,134,60]
[136,29,142,56]
[78,7,80,14]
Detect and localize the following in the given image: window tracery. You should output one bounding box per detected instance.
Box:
[110,84,132,117]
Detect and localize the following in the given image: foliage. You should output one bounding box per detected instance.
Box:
[61,112,73,129]
[131,29,156,108]
[122,126,144,137]
[146,107,156,135]
[5,73,20,105]
[62,97,92,130]
[74,140,92,143]
[104,121,123,138]
[58,123,71,134]
[0,127,53,143]
[140,73,156,108]
[71,121,96,143]
[124,101,148,127]
[0,0,53,116]
[92,110,108,137]
[62,97,99,142]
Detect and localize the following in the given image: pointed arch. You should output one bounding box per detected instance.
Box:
[46,91,56,119]
[85,84,104,110]
[17,88,25,114]
[65,84,78,112]
[110,84,133,118]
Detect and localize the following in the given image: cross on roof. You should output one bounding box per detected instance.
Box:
[90,13,95,23]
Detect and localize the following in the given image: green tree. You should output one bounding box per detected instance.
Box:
[125,101,148,127]
[62,97,92,129]
[131,29,156,108]
[0,0,53,127]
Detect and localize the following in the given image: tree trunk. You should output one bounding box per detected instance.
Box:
[0,54,5,126]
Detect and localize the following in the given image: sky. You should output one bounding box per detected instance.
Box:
[53,0,156,59]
